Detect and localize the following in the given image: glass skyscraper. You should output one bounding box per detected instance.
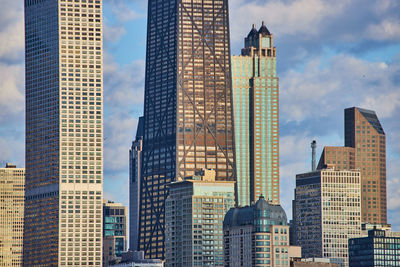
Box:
[139,0,235,259]
[231,22,279,206]
[24,0,103,265]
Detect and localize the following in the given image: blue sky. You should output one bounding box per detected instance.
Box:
[1,0,400,229]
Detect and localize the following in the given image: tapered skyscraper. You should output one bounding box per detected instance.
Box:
[139,0,235,259]
[232,22,279,206]
[24,0,103,265]
[318,107,387,224]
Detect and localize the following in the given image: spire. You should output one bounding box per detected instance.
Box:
[258,21,271,36]
[247,23,258,38]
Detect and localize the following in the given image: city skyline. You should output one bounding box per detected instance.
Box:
[1,0,400,232]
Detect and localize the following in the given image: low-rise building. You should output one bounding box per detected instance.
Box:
[110,251,163,267]
[0,163,25,267]
[103,201,128,266]
[348,229,400,267]
[165,169,235,267]
[224,196,301,267]
[291,258,340,267]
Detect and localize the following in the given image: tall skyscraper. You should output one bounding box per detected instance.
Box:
[24,0,103,265]
[317,107,386,224]
[103,201,127,266]
[231,22,279,206]
[129,116,144,251]
[165,169,235,267]
[293,168,362,267]
[0,164,25,267]
[139,0,235,259]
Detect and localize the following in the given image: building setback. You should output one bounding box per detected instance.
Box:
[0,164,25,267]
[24,0,103,265]
[103,201,128,266]
[293,168,361,267]
[317,107,386,224]
[232,22,279,206]
[129,117,144,251]
[349,229,400,267]
[224,196,301,267]
[139,0,235,259]
[165,170,235,267]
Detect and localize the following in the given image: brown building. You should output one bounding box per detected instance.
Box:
[317,107,386,224]
[291,258,340,267]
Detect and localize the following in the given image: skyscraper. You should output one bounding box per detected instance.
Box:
[231,22,279,206]
[129,116,144,251]
[293,168,362,267]
[317,107,386,224]
[0,164,25,267]
[24,0,103,265]
[139,0,235,259]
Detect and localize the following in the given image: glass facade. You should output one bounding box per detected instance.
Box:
[103,201,127,266]
[140,0,235,259]
[232,23,279,206]
[349,229,400,267]
[24,0,103,265]
[165,172,235,267]
[223,196,295,267]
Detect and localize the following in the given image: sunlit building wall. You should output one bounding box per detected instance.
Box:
[24,0,103,265]
[232,22,279,206]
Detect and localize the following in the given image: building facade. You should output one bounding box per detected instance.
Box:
[0,164,25,267]
[110,251,164,267]
[165,170,235,266]
[139,0,235,259]
[24,0,103,265]
[293,169,361,267]
[349,229,400,267]
[224,196,301,267]
[318,107,386,224]
[232,22,279,206]
[129,117,144,251]
[103,201,128,266]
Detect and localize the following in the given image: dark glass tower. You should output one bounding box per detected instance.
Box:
[139,0,235,259]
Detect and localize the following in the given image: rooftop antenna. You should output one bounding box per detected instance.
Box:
[311,140,317,171]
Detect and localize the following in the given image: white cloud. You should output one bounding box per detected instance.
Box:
[107,0,144,23]
[0,63,25,122]
[104,21,127,43]
[104,54,145,108]
[280,54,400,123]
[104,113,137,171]
[0,0,24,61]
[367,19,400,41]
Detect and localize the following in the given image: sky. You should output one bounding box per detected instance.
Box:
[1,0,400,230]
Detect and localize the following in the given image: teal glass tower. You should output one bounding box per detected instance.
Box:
[232,22,279,206]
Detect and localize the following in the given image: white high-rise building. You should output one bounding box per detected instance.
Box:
[24,0,103,266]
[293,168,362,267]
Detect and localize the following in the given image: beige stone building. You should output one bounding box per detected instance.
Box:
[293,168,362,267]
[0,163,25,267]
[24,0,103,265]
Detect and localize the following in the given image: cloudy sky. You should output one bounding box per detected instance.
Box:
[1,0,399,229]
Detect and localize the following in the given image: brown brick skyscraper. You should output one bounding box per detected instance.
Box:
[318,107,386,224]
